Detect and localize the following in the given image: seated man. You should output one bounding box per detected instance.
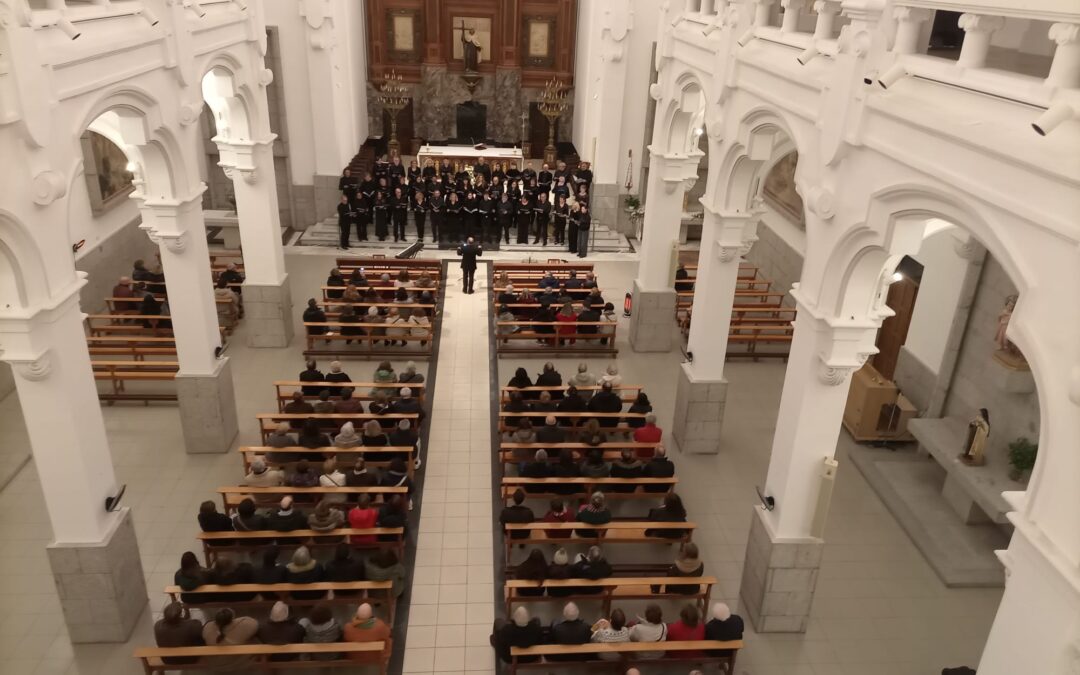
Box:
[343,603,392,664]
[535,361,563,391]
[390,387,425,422]
[335,387,365,414]
[219,262,245,290]
[535,415,565,444]
[576,301,601,339]
[705,602,744,656]
[257,602,305,661]
[499,488,534,540]
[521,449,552,492]
[265,496,308,532]
[587,382,623,428]
[548,602,594,662]
[564,270,584,289]
[497,284,517,306]
[154,602,205,664]
[283,391,315,429]
[111,276,135,300]
[538,271,559,289]
[641,445,675,492]
[298,360,325,396]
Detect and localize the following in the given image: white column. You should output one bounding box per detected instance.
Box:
[812,1,840,40]
[685,208,759,379]
[221,137,287,286]
[0,285,120,543]
[892,6,933,54]
[779,0,805,33]
[760,290,879,539]
[140,192,239,453]
[0,284,149,642]
[957,13,1005,69]
[140,193,222,375]
[1047,22,1080,89]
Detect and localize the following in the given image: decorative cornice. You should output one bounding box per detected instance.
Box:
[141,225,188,253]
[1049,22,1080,46]
[716,236,756,263]
[804,186,835,220]
[8,351,52,381]
[818,351,872,386]
[958,13,1005,35]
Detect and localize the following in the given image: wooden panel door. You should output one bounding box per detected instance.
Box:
[528,102,555,160]
[872,277,919,380]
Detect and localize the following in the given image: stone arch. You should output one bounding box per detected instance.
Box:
[714,106,806,213]
[200,63,256,143]
[0,210,50,311]
[655,69,708,156]
[74,87,192,202]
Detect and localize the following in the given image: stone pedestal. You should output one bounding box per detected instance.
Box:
[243,277,295,348]
[590,183,620,230]
[627,280,676,353]
[177,357,238,454]
[672,362,727,454]
[314,174,342,224]
[47,508,147,643]
[739,507,824,633]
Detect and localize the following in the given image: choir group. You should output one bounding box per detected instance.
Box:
[337,155,596,255]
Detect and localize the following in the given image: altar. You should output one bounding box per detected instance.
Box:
[417,144,525,172]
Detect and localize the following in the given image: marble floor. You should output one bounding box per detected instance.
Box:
[0,248,1002,675]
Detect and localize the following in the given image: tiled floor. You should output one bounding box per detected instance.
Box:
[0,250,1002,675]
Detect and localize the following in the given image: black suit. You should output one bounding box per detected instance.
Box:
[457,242,482,293]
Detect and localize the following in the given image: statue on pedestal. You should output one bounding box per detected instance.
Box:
[992,294,1029,370]
[461,25,482,72]
[960,408,990,466]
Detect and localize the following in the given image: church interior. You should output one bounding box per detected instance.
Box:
[0,0,1077,673]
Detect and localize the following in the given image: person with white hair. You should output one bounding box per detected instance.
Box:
[390,386,424,421]
[497,283,517,306]
[633,412,664,444]
[243,457,285,488]
[324,360,352,395]
[343,602,392,663]
[521,449,552,487]
[397,360,425,385]
[642,445,675,491]
[548,601,594,661]
[333,421,360,448]
[257,601,305,658]
[704,602,744,656]
[570,361,598,391]
[490,606,543,664]
[598,364,622,388]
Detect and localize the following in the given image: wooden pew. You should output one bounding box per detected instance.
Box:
[502,522,695,563]
[239,446,417,480]
[218,486,408,513]
[302,321,434,360]
[497,411,646,434]
[503,575,716,616]
[495,321,618,357]
[134,642,388,675]
[92,360,178,403]
[165,581,396,621]
[198,528,405,564]
[335,257,442,276]
[256,413,419,442]
[727,323,795,360]
[85,315,230,338]
[275,380,427,408]
[499,385,642,404]
[500,442,661,474]
[500,477,677,499]
[494,261,594,273]
[508,640,742,674]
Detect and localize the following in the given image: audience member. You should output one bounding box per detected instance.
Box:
[546,548,573,594]
[579,449,611,478]
[662,543,704,595]
[286,546,326,600]
[591,608,631,658]
[588,382,624,428]
[598,364,622,388]
[266,423,299,463]
[299,360,325,396]
[542,498,574,538]
[154,602,204,664]
[266,496,308,532]
[629,604,667,659]
[398,361,425,387]
[347,494,379,544]
[536,415,565,444]
[509,418,537,444]
[377,493,410,529]
[580,418,607,446]
[257,601,305,661]
[610,449,644,491]
[197,501,233,537]
[312,390,335,414]
[500,488,535,540]
[343,603,392,664]
[333,422,360,448]
[208,557,255,602]
[289,460,320,488]
[367,391,391,416]
[705,602,744,656]
[214,277,240,325]
[243,458,285,488]
[112,276,136,300]
[390,387,424,421]
[361,420,389,446]
[666,604,706,657]
[324,542,365,594]
[202,609,258,669]
[515,549,549,597]
[507,367,534,390]
[521,449,551,491]
[308,499,345,531]
[634,413,663,444]
[646,492,688,538]
[373,361,397,385]
[642,445,675,488]
[299,603,342,660]
[570,362,597,390]
[324,361,352,394]
[297,419,332,449]
[345,459,377,488]
[557,386,588,423]
[627,393,652,428]
[252,547,287,585]
[174,552,208,601]
[531,391,557,414]
[576,492,612,534]
[535,362,563,393]
[491,607,543,664]
[548,602,593,661]
[284,391,315,427]
[551,450,581,494]
[365,548,407,597]
[334,387,364,414]
[231,498,268,534]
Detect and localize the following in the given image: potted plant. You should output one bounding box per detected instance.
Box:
[624,195,641,212]
[1007,437,1037,482]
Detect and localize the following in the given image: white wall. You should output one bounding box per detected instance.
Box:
[345,1,369,152]
[618,0,664,194]
[68,172,140,261]
[904,226,969,374]
[264,1,315,186]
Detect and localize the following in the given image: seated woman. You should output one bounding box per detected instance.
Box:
[285,546,326,600]
[568,546,612,595]
[654,542,704,595]
[323,543,365,597]
[555,301,579,346]
[361,419,389,446]
[174,551,210,603]
[384,307,407,346]
[507,367,533,390]
[609,449,643,493]
[644,492,688,538]
[208,557,256,602]
[342,283,362,304]
[365,548,407,598]
[590,608,631,660]
[705,602,744,656]
[302,298,327,336]
[532,304,557,344]
[299,603,343,661]
[579,448,611,478]
[579,418,607,447]
[297,419,331,449]
[628,604,667,660]
[513,549,549,597]
[666,604,706,658]
[201,609,259,670]
[627,392,652,428]
[575,492,611,537]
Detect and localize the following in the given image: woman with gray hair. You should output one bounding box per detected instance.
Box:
[490,606,543,664]
[576,492,611,538]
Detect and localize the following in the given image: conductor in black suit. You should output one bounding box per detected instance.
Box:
[457,237,483,294]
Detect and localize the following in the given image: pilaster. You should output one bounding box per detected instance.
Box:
[739,507,823,633]
[217,136,288,286]
[176,356,239,454]
[637,148,702,292]
[243,277,295,348]
[627,280,677,353]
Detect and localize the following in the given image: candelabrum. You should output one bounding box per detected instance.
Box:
[377,70,410,158]
[538,78,569,165]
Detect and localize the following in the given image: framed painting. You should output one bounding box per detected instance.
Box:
[386,8,421,63]
[762,151,805,227]
[523,16,556,68]
[82,131,135,215]
[451,16,491,67]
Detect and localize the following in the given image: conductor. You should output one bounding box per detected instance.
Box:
[457,237,483,294]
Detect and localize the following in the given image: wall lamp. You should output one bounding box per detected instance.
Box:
[1032,103,1077,137]
[736,28,756,47]
[702,22,722,36]
[56,17,81,40]
[140,6,160,26]
[186,0,207,18]
[877,63,909,90]
[797,45,820,66]
[755,486,776,511]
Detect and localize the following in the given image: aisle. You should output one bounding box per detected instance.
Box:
[402,262,497,674]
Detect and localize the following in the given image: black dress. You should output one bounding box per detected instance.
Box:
[411,196,427,241]
[373,199,389,240]
[497,200,515,244]
[515,200,532,244]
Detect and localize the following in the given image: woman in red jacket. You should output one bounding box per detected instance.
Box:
[555,301,579,346]
[666,603,706,658]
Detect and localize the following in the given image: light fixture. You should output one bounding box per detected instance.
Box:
[232,0,248,9]
[878,63,908,90]
[797,45,819,66]
[56,17,81,40]
[126,161,137,172]
[140,6,160,26]
[187,0,207,18]
[702,22,722,36]
[693,127,704,137]
[891,271,904,283]
[1032,102,1076,137]
[736,28,756,47]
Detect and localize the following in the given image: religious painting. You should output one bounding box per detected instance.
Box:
[452,16,491,68]
[523,16,555,67]
[762,151,805,227]
[386,8,421,63]
[81,131,135,215]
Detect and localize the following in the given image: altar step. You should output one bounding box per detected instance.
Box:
[296,217,632,254]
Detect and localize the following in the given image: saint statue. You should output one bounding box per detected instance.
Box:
[993,294,1028,370]
[461,25,482,72]
[960,408,990,466]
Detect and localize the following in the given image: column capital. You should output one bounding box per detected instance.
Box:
[892,5,933,23]
[1048,22,1080,46]
[0,280,84,363]
[790,286,880,386]
[138,185,207,254]
[216,135,278,184]
[958,13,1005,35]
[647,147,704,191]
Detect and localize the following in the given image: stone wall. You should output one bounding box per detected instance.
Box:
[745,218,804,305]
[942,255,1040,456]
[894,346,936,411]
[75,216,155,314]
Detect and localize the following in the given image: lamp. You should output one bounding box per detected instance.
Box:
[56,17,81,40]
[538,78,570,166]
[877,63,908,90]
[797,45,820,66]
[140,6,160,26]
[1032,102,1076,137]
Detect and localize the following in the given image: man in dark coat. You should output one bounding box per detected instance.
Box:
[456,237,482,294]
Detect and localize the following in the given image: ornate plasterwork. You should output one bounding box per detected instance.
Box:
[8,351,52,381]
[817,351,872,386]
[142,226,188,253]
[32,170,66,206]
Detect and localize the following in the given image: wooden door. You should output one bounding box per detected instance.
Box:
[528,102,556,160]
[872,276,919,380]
